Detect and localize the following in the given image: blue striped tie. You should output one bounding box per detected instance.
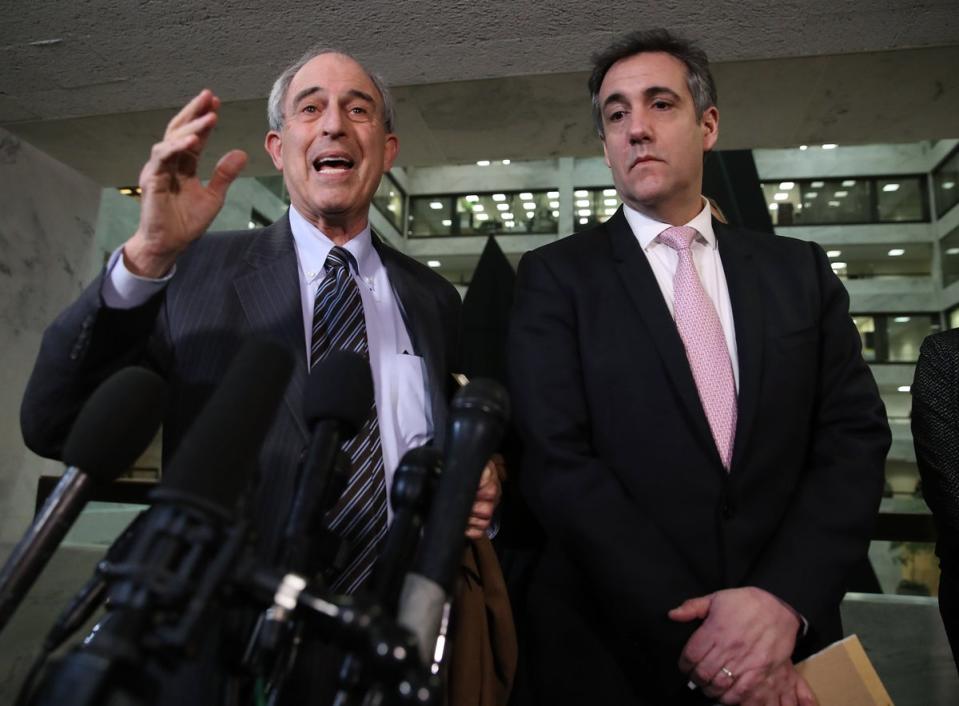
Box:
[311,246,388,594]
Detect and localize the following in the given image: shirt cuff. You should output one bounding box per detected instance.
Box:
[101,246,175,309]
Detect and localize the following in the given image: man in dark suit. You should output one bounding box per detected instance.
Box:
[508,29,890,705]
[20,48,501,701]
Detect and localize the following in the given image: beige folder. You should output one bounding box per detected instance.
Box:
[795,634,894,706]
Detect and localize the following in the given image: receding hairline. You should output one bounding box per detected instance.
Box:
[285,54,385,114]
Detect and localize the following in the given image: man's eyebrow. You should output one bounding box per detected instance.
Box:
[291,86,376,106]
[602,85,683,110]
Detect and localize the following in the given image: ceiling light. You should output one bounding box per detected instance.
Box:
[834,191,848,198]
[894,316,911,323]
[387,204,397,212]
[579,217,589,225]
[501,159,511,165]
[898,385,911,393]
[465,194,479,202]
[119,187,134,195]
[812,181,824,188]
[574,189,588,198]
[604,198,618,206]
[842,180,856,187]
[519,192,533,200]
[526,211,535,219]
[427,260,441,268]
[492,193,506,202]
[779,182,795,190]
[603,188,617,196]
[768,203,779,211]
[496,203,509,211]
[887,248,905,256]
[551,210,559,217]
[828,201,840,207]
[549,200,559,208]
[826,250,842,258]
[799,145,808,151]
[944,182,956,190]
[821,144,838,150]
[389,191,395,197]
[774,192,789,201]
[547,191,559,198]
[830,261,847,270]
[441,219,452,227]
[248,221,256,229]
[882,183,900,192]
[476,160,490,166]
[523,201,536,210]
[805,192,818,199]
[505,221,515,228]
[578,209,591,216]
[946,247,959,255]
[473,204,484,212]
[605,208,617,215]
[475,212,489,221]
[430,201,443,210]
[576,199,590,207]
[502,212,514,220]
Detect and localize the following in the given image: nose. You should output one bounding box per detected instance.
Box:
[627,109,652,144]
[319,101,347,137]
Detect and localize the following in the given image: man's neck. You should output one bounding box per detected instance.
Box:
[293,205,369,246]
[628,195,704,227]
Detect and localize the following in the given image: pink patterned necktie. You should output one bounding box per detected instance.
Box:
[658,226,737,470]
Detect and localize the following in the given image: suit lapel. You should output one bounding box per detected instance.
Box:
[374,235,449,448]
[234,212,309,440]
[714,221,764,472]
[606,209,721,468]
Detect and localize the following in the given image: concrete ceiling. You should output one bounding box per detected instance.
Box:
[2,0,958,184]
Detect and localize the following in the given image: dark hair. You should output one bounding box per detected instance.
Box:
[588,29,717,138]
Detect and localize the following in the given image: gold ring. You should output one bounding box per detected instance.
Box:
[721,666,735,680]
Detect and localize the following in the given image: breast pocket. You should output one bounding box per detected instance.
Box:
[770,325,818,351]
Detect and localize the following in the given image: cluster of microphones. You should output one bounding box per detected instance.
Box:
[0,339,510,706]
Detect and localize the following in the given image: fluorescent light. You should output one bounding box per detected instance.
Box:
[578,209,591,216]
[505,221,514,228]
[605,208,616,215]
[492,193,506,201]
[603,188,617,196]
[547,191,559,198]
[779,182,795,190]
[476,160,490,166]
[549,200,559,208]
[805,192,818,199]
[574,189,588,197]
[248,221,256,229]
[519,192,533,200]
[502,212,514,220]
[441,219,452,226]
[774,192,789,201]
[812,181,824,188]
[427,260,441,268]
[525,211,535,219]
[946,247,959,255]
[575,199,590,207]
[430,201,443,210]
[496,203,509,211]
[828,201,840,207]
[834,191,848,198]
[604,198,618,206]
[887,248,905,256]
[882,183,900,192]
[523,202,536,210]
[898,385,911,393]
[894,316,911,323]
[501,159,511,165]
[387,204,396,211]
[799,145,808,151]
[551,210,559,217]
[842,180,856,187]
[944,182,956,190]
[465,194,479,202]
[768,203,779,211]
[475,212,489,221]
[830,261,847,270]
[389,191,395,197]
[473,204,484,212]
[579,217,589,224]
[821,143,838,150]
[826,250,842,258]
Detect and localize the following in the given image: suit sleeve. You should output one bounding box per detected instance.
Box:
[508,249,707,653]
[20,270,167,460]
[745,242,889,640]
[912,334,959,546]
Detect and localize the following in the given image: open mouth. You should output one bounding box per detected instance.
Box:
[312,156,355,172]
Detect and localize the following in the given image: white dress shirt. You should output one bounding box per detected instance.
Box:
[101,207,433,519]
[622,199,740,390]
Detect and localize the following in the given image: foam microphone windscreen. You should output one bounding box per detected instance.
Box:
[159,339,293,513]
[303,349,373,439]
[62,367,168,482]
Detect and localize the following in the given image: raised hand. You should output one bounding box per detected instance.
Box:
[124,89,248,277]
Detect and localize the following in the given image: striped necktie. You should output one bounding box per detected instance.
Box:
[310,246,388,593]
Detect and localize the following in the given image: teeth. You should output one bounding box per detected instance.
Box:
[314,157,354,171]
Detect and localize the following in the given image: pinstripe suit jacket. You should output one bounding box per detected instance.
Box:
[21,211,462,560]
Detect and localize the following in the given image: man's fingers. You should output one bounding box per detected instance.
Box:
[167,89,218,132]
[795,674,818,706]
[719,668,762,705]
[470,500,494,521]
[669,595,712,622]
[207,150,248,200]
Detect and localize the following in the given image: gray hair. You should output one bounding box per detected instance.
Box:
[588,29,717,139]
[267,46,397,133]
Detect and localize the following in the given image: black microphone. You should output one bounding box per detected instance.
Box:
[282,349,373,577]
[397,379,509,663]
[23,339,293,706]
[0,366,166,633]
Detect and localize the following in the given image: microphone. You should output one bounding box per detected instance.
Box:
[23,339,293,706]
[0,366,166,633]
[397,379,509,664]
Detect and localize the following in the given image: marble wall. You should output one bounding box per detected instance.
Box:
[0,127,103,545]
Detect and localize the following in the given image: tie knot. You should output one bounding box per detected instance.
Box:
[325,246,354,273]
[658,226,699,252]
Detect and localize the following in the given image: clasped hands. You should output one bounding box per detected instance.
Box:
[669,586,818,706]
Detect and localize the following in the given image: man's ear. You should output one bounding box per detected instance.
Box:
[383,133,399,171]
[701,106,719,152]
[264,130,284,170]
[602,137,611,169]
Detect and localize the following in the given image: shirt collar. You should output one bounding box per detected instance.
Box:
[288,205,375,282]
[622,197,716,251]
